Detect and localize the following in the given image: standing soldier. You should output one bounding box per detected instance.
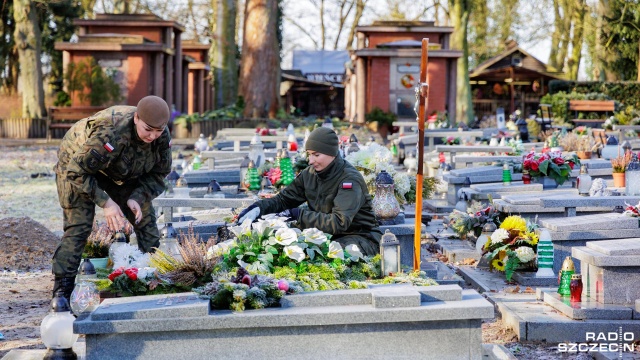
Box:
[52,95,172,301]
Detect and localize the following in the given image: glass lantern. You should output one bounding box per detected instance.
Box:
[577,164,592,196]
[70,259,100,316]
[249,134,265,167]
[626,158,640,195]
[159,223,183,262]
[380,229,401,276]
[41,291,79,360]
[204,179,224,199]
[108,230,127,263]
[475,222,496,254]
[372,170,401,223]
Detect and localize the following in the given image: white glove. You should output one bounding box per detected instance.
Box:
[238,207,260,223]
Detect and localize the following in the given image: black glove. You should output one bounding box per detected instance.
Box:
[237,203,260,223]
[277,208,300,222]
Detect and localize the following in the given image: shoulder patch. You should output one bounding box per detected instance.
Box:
[342,182,353,189]
[103,142,115,152]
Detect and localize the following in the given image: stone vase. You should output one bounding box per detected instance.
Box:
[536,176,559,189]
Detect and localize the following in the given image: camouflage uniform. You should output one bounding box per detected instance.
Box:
[257,156,382,256]
[53,106,172,277]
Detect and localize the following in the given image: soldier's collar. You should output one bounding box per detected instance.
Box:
[315,156,343,180]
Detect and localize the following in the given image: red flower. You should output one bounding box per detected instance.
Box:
[554,158,565,165]
[569,162,575,169]
[530,162,539,171]
[241,275,252,286]
[108,267,124,281]
[124,268,138,281]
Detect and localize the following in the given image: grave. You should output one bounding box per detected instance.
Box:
[440,165,524,205]
[73,286,494,360]
[493,190,620,218]
[539,213,640,274]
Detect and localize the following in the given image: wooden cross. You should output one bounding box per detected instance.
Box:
[413,39,429,271]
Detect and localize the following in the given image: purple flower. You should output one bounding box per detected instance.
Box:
[277,279,289,292]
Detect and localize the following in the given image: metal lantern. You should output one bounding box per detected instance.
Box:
[40,291,79,360]
[515,117,529,142]
[249,134,265,167]
[204,179,224,199]
[347,134,360,155]
[159,223,183,261]
[380,229,401,276]
[70,259,100,316]
[371,170,401,222]
[398,141,406,165]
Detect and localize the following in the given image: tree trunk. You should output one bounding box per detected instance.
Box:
[449,0,473,124]
[556,0,574,73]
[469,0,488,67]
[548,0,562,70]
[239,0,280,119]
[345,0,366,50]
[113,0,131,14]
[567,0,586,80]
[498,0,518,51]
[211,0,238,108]
[320,0,326,50]
[13,0,45,119]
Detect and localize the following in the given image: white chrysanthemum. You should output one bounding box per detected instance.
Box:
[113,244,150,269]
[515,247,536,263]
[490,228,510,244]
[392,172,411,197]
[302,228,328,245]
[136,267,156,282]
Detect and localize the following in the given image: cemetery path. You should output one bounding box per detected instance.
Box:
[0,144,598,359]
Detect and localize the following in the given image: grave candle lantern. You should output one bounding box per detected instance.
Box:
[570,274,583,302]
[380,229,401,276]
[70,259,100,316]
[502,164,512,186]
[108,230,127,264]
[372,170,401,221]
[558,256,575,296]
[40,291,79,360]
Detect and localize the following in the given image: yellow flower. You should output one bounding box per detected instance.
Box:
[492,258,506,271]
[500,215,527,232]
[524,231,539,245]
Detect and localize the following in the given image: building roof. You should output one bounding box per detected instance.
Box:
[470,43,563,80]
[291,50,349,74]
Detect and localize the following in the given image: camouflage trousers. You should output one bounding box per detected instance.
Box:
[52,175,160,277]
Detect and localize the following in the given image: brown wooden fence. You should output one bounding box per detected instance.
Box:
[0,117,47,138]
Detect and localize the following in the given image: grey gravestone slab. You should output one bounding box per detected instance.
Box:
[542,291,634,320]
[449,165,502,178]
[511,272,558,287]
[470,183,542,192]
[549,229,640,242]
[75,287,493,360]
[281,289,372,308]
[501,190,579,205]
[587,238,640,256]
[582,159,612,169]
[424,199,455,213]
[420,261,438,279]
[540,196,640,209]
[636,299,640,319]
[91,293,208,321]
[573,245,640,266]
[372,288,421,308]
[540,214,639,232]
[494,200,612,216]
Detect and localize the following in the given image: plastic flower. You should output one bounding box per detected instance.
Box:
[260,214,289,229]
[492,257,506,271]
[345,244,364,261]
[230,218,252,238]
[112,243,150,269]
[327,241,344,260]
[500,216,527,232]
[136,267,157,282]
[252,220,272,236]
[523,231,539,245]
[273,228,298,246]
[284,244,305,262]
[515,246,536,263]
[302,228,328,245]
[490,228,509,244]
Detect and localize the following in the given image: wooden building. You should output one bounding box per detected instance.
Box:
[345,21,462,123]
[470,42,564,119]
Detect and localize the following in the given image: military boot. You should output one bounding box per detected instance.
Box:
[53,276,76,303]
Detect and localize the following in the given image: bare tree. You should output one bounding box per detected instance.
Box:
[13,0,45,118]
[345,0,366,50]
[333,0,355,50]
[239,0,280,118]
[449,0,473,124]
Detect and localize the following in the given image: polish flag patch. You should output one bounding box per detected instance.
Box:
[103,142,115,152]
[342,182,353,189]
[168,139,172,147]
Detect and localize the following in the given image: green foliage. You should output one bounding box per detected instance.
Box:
[540,90,613,125]
[365,107,397,127]
[403,177,439,204]
[601,1,640,81]
[53,91,71,107]
[449,201,501,239]
[548,80,640,109]
[64,57,122,106]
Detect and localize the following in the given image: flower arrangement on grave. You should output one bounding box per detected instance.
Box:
[480,215,539,281]
[506,138,524,155]
[574,126,590,136]
[623,201,640,217]
[441,136,461,145]
[448,201,500,239]
[255,127,277,136]
[345,142,438,204]
[522,151,579,185]
[610,151,632,173]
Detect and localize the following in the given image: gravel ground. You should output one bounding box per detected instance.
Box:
[0,143,611,359]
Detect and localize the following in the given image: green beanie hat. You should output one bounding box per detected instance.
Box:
[305,127,339,156]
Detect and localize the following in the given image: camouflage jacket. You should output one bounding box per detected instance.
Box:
[54,106,172,207]
[257,156,382,241]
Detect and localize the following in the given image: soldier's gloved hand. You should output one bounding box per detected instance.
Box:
[237,203,260,223]
[127,199,142,224]
[276,208,300,222]
[103,198,126,231]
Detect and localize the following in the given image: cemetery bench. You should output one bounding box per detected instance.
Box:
[568,100,615,128]
[539,195,640,217]
[46,106,105,140]
[538,103,553,132]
